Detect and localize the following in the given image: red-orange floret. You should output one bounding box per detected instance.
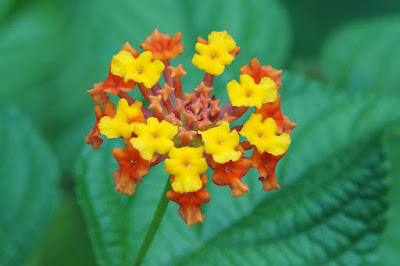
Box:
[251,149,285,192]
[112,140,157,196]
[209,156,251,198]
[166,174,210,226]
[240,58,282,89]
[255,94,284,133]
[85,101,116,149]
[140,29,184,60]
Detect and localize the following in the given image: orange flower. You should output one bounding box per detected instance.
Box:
[209,155,252,198]
[166,174,210,226]
[140,29,184,60]
[251,149,285,192]
[240,58,282,89]
[85,101,116,149]
[112,140,157,195]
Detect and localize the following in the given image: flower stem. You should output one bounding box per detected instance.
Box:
[134,178,171,266]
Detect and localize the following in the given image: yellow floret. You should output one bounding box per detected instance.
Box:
[130,117,178,161]
[192,31,236,75]
[98,98,144,139]
[227,74,277,109]
[199,121,242,164]
[165,146,208,193]
[111,50,165,88]
[240,114,291,155]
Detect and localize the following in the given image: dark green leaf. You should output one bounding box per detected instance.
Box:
[379,126,400,263]
[0,106,60,265]
[320,16,400,96]
[75,73,399,265]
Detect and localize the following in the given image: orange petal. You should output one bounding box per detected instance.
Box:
[251,149,285,192]
[210,156,251,198]
[240,58,282,89]
[140,29,184,60]
[85,102,116,149]
[255,94,284,134]
[167,174,210,226]
[111,140,155,195]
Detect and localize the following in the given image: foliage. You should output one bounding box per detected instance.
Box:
[0,107,60,265]
[0,0,399,264]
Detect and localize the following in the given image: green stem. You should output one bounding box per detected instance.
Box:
[134,178,171,266]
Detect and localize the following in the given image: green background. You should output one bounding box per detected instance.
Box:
[1,0,399,265]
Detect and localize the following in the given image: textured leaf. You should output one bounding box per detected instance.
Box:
[379,126,400,263]
[0,106,60,265]
[320,16,400,96]
[75,73,399,265]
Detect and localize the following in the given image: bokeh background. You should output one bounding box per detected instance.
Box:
[1,0,399,265]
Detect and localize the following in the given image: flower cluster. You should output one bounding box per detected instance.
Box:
[85,29,296,226]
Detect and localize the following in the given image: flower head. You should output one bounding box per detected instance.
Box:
[200,121,241,164]
[227,74,277,109]
[85,29,296,226]
[130,117,178,161]
[111,50,165,88]
[240,113,291,155]
[165,146,208,193]
[98,98,145,139]
[192,31,239,75]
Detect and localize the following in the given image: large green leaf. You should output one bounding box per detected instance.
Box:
[0,106,60,265]
[378,126,400,264]
[74,73,399,265]
[320,16,400,96]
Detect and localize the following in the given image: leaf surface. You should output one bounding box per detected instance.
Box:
[0,106,60,265]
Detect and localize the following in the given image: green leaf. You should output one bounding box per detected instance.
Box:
[0,2,66,137]
[0,106,61,265]
[74,73,399,265]
[26,195,96,266]
[379,126,400,263]
[320,16,400,96]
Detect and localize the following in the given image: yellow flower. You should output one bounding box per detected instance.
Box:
[199,121,241,164]
[164,146,208,193]
[227,74,277,109]
[130,117,178,161]
[192,31,236,75]
[98,98,145,139]
[111,50,165,88]
[240,114,290,155]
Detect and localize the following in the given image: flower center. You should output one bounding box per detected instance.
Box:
[136,65,143,75]
[130,160,137,167]
[225,166,233,173]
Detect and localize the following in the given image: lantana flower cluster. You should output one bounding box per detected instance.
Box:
[85,29,296,226]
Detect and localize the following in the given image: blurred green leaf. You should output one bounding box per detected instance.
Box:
[74,73,399,265]
[379,126,400,264]
[0,106,60,265]
[0,0,14,18]
[320,16,400,96]
[0,3,66,135]
[27,194,96,266]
